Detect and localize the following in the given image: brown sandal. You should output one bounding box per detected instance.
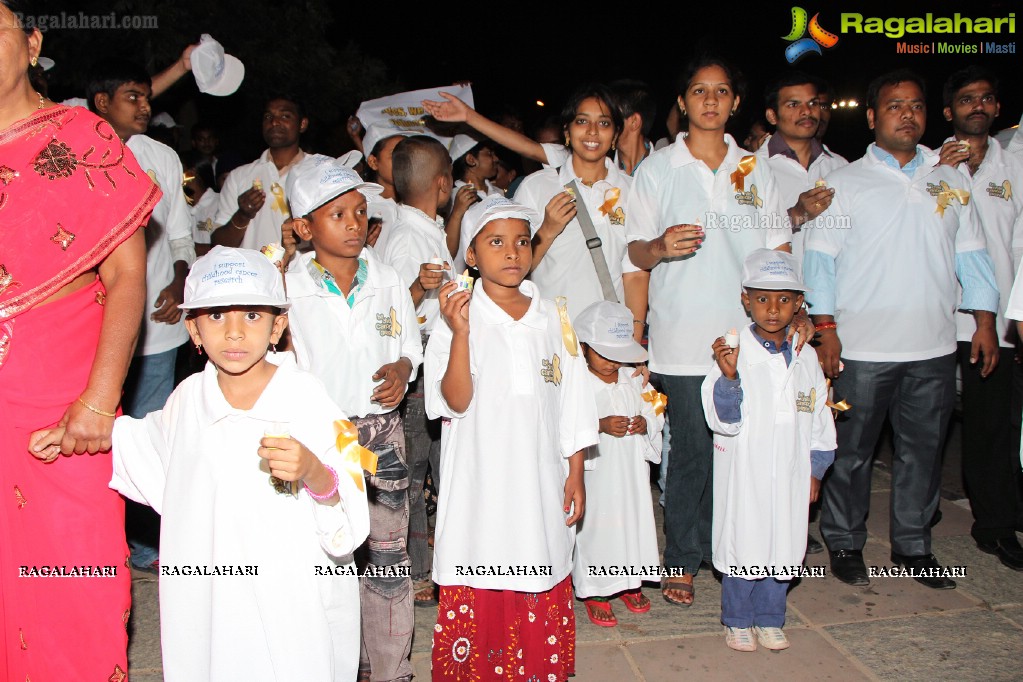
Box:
[413,579,437,608]
[661,574,695,607]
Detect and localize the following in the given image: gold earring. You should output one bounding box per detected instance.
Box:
[31,56,38,67]
[611,140,617,151]
[195,343,203,356]
[564,134,570,146]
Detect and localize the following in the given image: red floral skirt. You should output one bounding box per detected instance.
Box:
[432,575,576,681]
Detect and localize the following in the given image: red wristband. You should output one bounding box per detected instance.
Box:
[814,321,837,332]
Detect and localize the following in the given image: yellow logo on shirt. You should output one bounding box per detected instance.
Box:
[986,180,1013,201]
[796,388,816,413]
[541,354,562,386]
[735,183,764,208]
[197,218,214,232]
[145,169,160,189]
[375,307,402,338]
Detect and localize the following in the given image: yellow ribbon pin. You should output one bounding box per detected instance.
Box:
[749,184,764,209]
[599,187,621,216]
[730,155,757,192]
[1003,180,1013,200]
[935,181,970,217]
[270,182,290,217]
[555,296,580,357]
[334,420,378,492]
[824,377,851,416]
[641,389,668,416]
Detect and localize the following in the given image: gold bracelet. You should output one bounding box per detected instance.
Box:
[231,214,248,230]
[77,397,116,418]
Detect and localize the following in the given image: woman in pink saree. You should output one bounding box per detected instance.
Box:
[0,6,160,680]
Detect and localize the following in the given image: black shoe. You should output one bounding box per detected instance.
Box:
[806,534,824,555]
[976,536,1023,571]
[889,552,957,589]
[829,549,869,586]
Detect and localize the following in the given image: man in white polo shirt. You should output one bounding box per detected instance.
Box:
[212,94,307,250]
[940,66,1023,572]
[804,69,1000,590]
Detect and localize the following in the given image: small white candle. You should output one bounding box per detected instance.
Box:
[725,328,739,348]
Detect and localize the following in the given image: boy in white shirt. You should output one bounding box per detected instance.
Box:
[426,197,597,680]
[702,249,835,652]
[285,156,421,682]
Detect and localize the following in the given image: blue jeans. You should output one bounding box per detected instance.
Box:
[655,373,713,575]
[721,576,788,628]
[123,346,180,568]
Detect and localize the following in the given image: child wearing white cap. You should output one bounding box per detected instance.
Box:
[426,197,598,681]
[700,248,836,653]
[571,300,665,627]
[284,154,421,682]
[31,246,372,680]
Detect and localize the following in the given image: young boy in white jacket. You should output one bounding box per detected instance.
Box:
[701,248,836,653]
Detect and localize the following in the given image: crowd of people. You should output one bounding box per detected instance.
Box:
[3,3,1023,680]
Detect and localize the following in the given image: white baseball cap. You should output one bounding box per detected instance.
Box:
[448,133,482,161]
[362,123,413,158]
[150,112,180,129]
[180,246,290,310]
[574,300,647,363]
[460,196,540,258]
[286,154,383,218]
[741,248,810,292]
[191,34,245,97]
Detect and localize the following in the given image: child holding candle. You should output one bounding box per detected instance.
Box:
[31,246,372,680]
[701,249,835,652]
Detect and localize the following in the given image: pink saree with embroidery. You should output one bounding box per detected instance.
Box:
[0,105,159,681]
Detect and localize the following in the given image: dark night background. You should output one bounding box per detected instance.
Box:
[28,0,1021,161]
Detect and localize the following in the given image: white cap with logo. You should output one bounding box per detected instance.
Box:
[741,248,810,292]
[179,245,290,310]
[460,196,540,259]
[574,300,648,364]
[286,154,383,218]
[190,34,245,97]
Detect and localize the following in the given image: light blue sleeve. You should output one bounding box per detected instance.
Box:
[803,250,837,316]
[956,249,1000,313]
[810,449,835,480]
[712,376,743,424]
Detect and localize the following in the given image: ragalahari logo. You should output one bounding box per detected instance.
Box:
[783,7,839,63]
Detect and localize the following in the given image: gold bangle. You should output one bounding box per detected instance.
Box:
[77,397,116,418]
[231,214,248,230]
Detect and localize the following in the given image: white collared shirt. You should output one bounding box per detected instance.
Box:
[947,136,1023,347]
[514,157,637,320]
[755,136,849,265]
[110,354,370,680]
[214,148,305,251]
[804,144,989,361]
[379,204,449,334]
[190,188,220,246]
[125,134,195,356]
[366,195,399,255]
[424,280,598,591]
[286,248,423,418]
[626,133,790,375]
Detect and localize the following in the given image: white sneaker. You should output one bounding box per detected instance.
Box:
[753,626,790,651]
[724,626,757,652]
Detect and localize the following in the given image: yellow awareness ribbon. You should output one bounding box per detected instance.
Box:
[641,389,668,416]
[554,296,580,357]
[333,420,378,492]
[749,184,764,208]
[730,155,757,192]
[599,187,621,216]
[935,184,970,217]
[824,377,851,417]
[270,182,290,217]
[1003,180,1013,200]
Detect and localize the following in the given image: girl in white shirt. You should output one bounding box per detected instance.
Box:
[32,246,371,681]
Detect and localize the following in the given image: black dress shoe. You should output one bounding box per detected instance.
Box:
[889,552,957,589]
[830,549,869,586]
[806,534,824,555]
[977,536,1023,571]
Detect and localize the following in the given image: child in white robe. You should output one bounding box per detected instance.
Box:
[571,300,664,627]
[34,246,371,681]
[701,249,835,653]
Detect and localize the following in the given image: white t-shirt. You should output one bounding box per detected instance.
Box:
[514,158,637,320]
[111,355,370,681]
[379,204,449,335]
[366,195,398,255]
[214,149,305,251]
[286,248,424,418]
[755,135,849,265]
[626,133,790,375]
[190,188,219,246]
[948,137,1023,347]
[425,280,598,591]
[125,134,194,356]
[1005,257,1023,322]
[804,145,988,362]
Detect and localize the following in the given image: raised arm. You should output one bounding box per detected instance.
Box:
[422,92,549,164]
[151,43,196,99]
